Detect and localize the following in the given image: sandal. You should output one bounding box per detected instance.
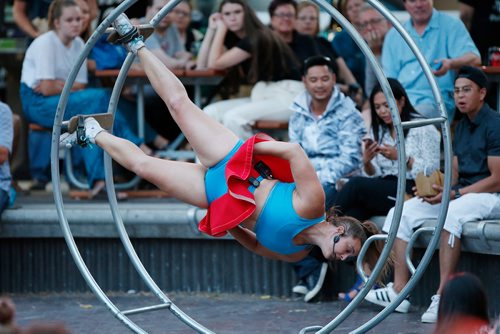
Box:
[338,275,364,302]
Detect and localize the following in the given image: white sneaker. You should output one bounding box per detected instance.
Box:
[83,117,105,143]
[364,282,411,313]
[59,117,104,148]
[421,294,440,323]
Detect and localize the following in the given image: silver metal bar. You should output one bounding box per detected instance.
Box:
[122,303,171,316]
[350,0,453,332]
[356,235,388,281]
[137,81,145,139]
[406,227,436,274]
[64,149,89,190]
[401,117,446,129]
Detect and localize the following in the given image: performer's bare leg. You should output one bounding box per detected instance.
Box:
[94,129,209,208]
[135,47,240,168]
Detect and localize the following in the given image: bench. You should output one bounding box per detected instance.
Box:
[370,216,500,255]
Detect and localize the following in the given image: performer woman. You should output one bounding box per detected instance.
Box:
[62,14,382,264]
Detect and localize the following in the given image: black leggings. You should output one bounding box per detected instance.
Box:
[333,176,415,221]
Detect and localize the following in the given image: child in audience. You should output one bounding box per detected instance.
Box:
[20,0,149,197]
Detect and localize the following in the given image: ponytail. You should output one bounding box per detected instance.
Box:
[326,209,393,283]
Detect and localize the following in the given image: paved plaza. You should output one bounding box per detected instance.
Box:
[9,291,433,333]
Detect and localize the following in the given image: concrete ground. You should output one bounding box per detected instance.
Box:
[8,292,434,334]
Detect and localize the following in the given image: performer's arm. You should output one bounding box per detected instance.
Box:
[253,141,325,216]
[228,226,307,263]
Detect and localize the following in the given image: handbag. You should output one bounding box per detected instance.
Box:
[415,170,444,197]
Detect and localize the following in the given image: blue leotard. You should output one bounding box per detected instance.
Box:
[255,182,324,255]
[204,141,325,255]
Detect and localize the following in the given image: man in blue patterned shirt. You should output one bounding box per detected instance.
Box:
[288,55,366,302]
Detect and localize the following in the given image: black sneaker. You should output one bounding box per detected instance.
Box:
[292,279,309,295]
[304,262,328,302]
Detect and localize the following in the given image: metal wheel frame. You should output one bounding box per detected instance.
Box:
[50,0,453,333]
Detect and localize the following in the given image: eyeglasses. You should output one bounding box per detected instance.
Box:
[297,15,318,22]
[273,12,295,19]
[356,17,384,30]
[453,85,474,95]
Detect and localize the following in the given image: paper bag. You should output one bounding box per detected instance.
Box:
[415,170,444,197]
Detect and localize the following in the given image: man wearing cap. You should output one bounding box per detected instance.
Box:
[364,66,500,322]
[382,0,481,119]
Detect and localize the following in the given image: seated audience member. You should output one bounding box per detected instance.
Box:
[295,0,362,106]
[433,272,492,334]
[141,0,194,70]
[12,0,51,39]
[333,78,440,301]
[334,78,440,220]
[197,0,302,139]
[20,0,148,196]
[382,0,480,119]
[355,3,391,97]
[459,0,500,66]
[268,0,320,66]
[0,103,14,218]
[74,0,96,41]
[332,0,366,88]
[171,0,203,55]
[288,55,366,302]
[365,66,500,322]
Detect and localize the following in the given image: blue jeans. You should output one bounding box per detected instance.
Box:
[20,84,142,186]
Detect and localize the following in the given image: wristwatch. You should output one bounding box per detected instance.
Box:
[452,186,462,199]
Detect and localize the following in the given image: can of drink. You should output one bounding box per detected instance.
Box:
[488,46,500,67]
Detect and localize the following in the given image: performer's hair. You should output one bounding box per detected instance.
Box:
[326,209,393,282]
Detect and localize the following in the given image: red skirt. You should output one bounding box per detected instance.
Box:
[198,133,294,237]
